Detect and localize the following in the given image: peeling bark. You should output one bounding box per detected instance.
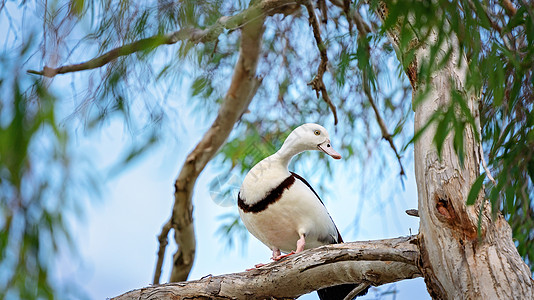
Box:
[116,237,421,300]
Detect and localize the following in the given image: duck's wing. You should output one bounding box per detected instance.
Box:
[290,171,344,244]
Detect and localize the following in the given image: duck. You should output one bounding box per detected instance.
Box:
[237,123,367,300]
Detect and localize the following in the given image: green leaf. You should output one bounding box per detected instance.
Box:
[69,0,85,16]
[503,6,526,33]
[467,172,486,205]
[453,120,465,167]
[434,107,453,158]
[473,0,492,30]
[191,76,208,97]
[404,109,440,151]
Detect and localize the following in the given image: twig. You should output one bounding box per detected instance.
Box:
[501,0,517,17]
[343,0,353,33]
[329,0,372,35]
[476,109,497,185]
[480,146,496,185]
[364,82,406,177]
[318,0,328,23]
[302,0,339,125]
[153,220,173,285]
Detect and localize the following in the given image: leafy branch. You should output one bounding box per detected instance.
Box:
[27,0,299,78]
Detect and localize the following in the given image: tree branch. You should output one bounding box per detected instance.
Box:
[160,3,268,284]
[501,0,517,17]
[302,0,339,125]
[329,0,372,36]
[27,0,299,78]
[363,83,406,177]
[115,236,421,300]
[153,220,172,284]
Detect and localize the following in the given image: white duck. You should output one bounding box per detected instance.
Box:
[238,123,343,260]
[238,124,365,299]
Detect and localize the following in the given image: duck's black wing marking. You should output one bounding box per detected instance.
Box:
[238,174,295,213]
[290,171,344,244]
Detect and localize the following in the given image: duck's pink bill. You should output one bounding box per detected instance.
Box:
[318,141,342,159]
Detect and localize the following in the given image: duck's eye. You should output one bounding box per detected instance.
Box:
[314,130,321,136]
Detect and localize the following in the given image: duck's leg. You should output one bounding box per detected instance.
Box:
[295,234,306,252]
[273,234,306,261]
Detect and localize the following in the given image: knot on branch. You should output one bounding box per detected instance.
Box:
[307,74,325,97]
[27,66,59,77]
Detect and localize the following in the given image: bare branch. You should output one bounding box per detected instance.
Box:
[501,0,517,17]
[27,0,299,78]
[114,237,421,300]
[302,0,339,125]
[363,83,406,177]
[329,0,372,36]
[166,4,266,283]
[27,28,211,77]
[406,209,419,217]
[318,0,328,23]
[343,0,353,33]
[153,220,173,284]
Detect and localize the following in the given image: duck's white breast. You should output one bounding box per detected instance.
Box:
[239,175,338,253]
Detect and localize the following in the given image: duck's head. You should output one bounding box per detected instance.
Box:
[283,123,342,160]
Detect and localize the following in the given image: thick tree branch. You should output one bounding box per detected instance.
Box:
[27,0,299,78]
[116,237,421,300]
[157,3,268,285]
[302,0,339,125]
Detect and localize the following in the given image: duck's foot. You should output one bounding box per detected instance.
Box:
[246,263,267,271]
[272,251,296,261]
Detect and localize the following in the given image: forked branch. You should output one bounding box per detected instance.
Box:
[302,0,339,125]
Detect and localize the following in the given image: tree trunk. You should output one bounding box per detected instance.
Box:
[383,12,534,300]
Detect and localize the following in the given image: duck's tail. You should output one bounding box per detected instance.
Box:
[317,283,369,300]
